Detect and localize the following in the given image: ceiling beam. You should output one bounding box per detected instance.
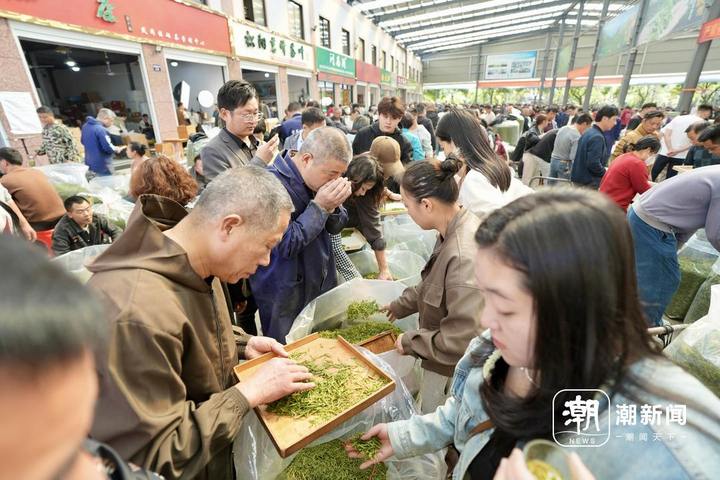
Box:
[387,0,572,36]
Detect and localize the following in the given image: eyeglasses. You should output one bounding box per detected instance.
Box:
[235,112,263,122]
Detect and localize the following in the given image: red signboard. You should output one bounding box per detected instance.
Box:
[355,61,381,85]
[698,18,720,44]
[0,0,231,55]
[317,72,356,86]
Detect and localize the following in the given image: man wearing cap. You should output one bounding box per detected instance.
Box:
[370,136,404,197]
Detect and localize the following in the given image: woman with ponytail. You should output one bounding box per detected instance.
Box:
[435,108,532,218]
[381,158,484,413]
[600,135,660,211]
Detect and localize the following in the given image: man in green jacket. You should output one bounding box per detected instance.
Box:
[36,106,79,164]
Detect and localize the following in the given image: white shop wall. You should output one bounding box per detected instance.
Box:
[266,0,312,44]
[167,62,226,112]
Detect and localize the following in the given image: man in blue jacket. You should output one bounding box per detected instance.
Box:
[81,108,125,176]
[277,102,303,144]
[251,127,352,342]
[570,105,619,188]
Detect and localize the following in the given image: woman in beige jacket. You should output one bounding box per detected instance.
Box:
[383,158,484,413]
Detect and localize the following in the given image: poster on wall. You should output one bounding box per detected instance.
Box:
[484,51,537,80]
[0,92,42,135]
[555,45,573,76]
[597,6,640,59]
[637,0,708,45]
[596,0,708,59]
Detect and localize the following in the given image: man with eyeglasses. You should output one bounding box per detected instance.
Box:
[200,80,280,182]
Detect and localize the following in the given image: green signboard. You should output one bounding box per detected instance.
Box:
[381,69,393,86]
[316,47,356,78]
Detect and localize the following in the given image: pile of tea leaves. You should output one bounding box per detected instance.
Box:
[346,300,381,322]
[266,352,388,422]
[349,434,382,461]
[319,322,402,344]
[280,439,387,480]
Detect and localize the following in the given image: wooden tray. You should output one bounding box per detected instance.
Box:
[380,201,407,217]
[233,333,395,458]
[357,331,398,354]
[341,228,367,252]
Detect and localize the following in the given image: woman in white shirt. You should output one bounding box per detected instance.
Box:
[435,109,532,218]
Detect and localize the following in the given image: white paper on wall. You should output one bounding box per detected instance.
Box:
[0,92,42,135]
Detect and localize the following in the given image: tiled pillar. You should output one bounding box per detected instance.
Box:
[228,58,243,80]
[309,75,320,102]
[0,19,43,164]
[277,67,289,111]
[140,44,177,142]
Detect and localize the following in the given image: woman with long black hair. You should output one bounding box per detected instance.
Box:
[331,153,394,281]
[349,189,720,479]
[435,109,532,218]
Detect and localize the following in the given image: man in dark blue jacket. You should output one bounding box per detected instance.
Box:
[277,102,303,144]
[81,108,125,176]
[250,127,352,342]
[570,105,619,188]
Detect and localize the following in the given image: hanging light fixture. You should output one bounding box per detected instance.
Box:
[71,66,80,72]
[65,58,77,67]
[170,61,179,67]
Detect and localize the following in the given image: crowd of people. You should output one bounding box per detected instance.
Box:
[1,79,720,480]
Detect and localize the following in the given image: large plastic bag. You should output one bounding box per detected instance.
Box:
[286,279,423,394]
[89,188,134,230]
[349,249,426,286]
[665,284,720,397]
[383,215,437,261]
[286,279,419,342]
[233,348,447,480]
[665,231,719,320]
[685,257,720,324]
[51,245,109,283]
[89,174,131,197]
[35,163,89,187]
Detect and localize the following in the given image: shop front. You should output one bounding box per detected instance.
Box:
[0,0,232,155]
[396,75,408,103]
[316,47,356,109]
[165,49,228,132]
[380,68,396,100]
[355,61,381,109]
[230,20,315,119]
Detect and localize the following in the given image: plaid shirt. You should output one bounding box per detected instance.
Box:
[330,233,361,282]
[37,122,79,164]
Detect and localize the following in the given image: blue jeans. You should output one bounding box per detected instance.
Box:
[549,158,571,185]
[627,206,680,326]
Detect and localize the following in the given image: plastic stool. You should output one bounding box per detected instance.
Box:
[35,229,54,256]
